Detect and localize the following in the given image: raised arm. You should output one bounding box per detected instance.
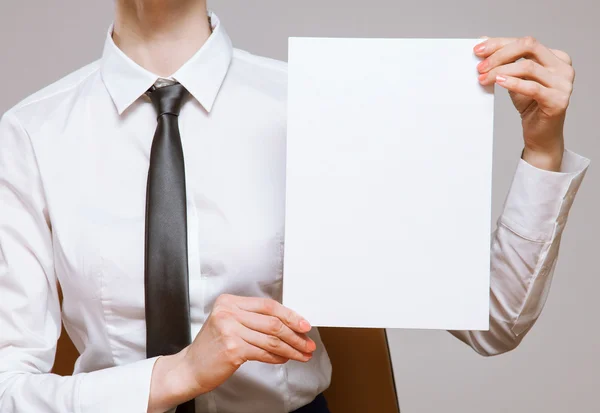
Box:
[450,150,589,356]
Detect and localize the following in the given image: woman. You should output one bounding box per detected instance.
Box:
[0,1,589,412]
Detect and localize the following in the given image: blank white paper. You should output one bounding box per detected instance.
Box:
[283,37,494,330]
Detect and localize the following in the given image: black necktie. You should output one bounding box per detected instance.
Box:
[145,83,196,413]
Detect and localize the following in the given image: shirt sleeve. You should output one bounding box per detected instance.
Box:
[449,149,590,356]
[0,111,160,413]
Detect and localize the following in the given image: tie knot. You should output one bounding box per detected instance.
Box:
[147,83,189,117]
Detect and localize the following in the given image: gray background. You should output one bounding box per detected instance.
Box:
[1,1,598,412]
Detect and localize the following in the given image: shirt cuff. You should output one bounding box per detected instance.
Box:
[499,149,590,243]
[78,357,160,413]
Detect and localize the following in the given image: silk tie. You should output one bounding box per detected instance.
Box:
[145,83,196,413]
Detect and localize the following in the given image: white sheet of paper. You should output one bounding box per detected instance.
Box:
[283,37,494,330]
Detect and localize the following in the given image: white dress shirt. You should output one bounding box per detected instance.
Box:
[0,12,590,413]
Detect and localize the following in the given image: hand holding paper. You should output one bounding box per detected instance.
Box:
[475,36,575,171]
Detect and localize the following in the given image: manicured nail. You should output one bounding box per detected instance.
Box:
[496,75,507,84]
[474,43,486,54]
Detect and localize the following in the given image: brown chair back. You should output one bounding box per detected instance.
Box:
[52,325,79,375]
[52,285,79,375]
[320,327,400,413]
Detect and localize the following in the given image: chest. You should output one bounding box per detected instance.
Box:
[36,101,287,312]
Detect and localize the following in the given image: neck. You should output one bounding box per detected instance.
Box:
[113,0,212,77]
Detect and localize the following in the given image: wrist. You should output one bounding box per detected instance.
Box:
[149,348,198,413]
[522,144,564,172]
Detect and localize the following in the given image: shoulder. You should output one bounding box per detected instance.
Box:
[227,49,288,99]
[231,48,288,78]
[6,60,101,133]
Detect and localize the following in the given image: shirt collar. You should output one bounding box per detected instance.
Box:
[100,11,233,115]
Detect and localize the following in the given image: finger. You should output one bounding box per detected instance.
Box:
[243,345,290,365]
[236,310,317,354]
[478,37,561,73]
[479,60,557,88]
[495,75,568,114]
[474,37,516,58]
[240,327,313,362]
[475,39,573,67]
[213,311,289,365]
[549,48,573,65]
[233,296,312,334]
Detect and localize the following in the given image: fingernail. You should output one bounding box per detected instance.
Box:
[477,60,488,72]
[474,43,486,54]
[307,340,317,352]
[496,75,507,83]
[304,352,313,361]
[478,73,487,83]
[300,319,312,331]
